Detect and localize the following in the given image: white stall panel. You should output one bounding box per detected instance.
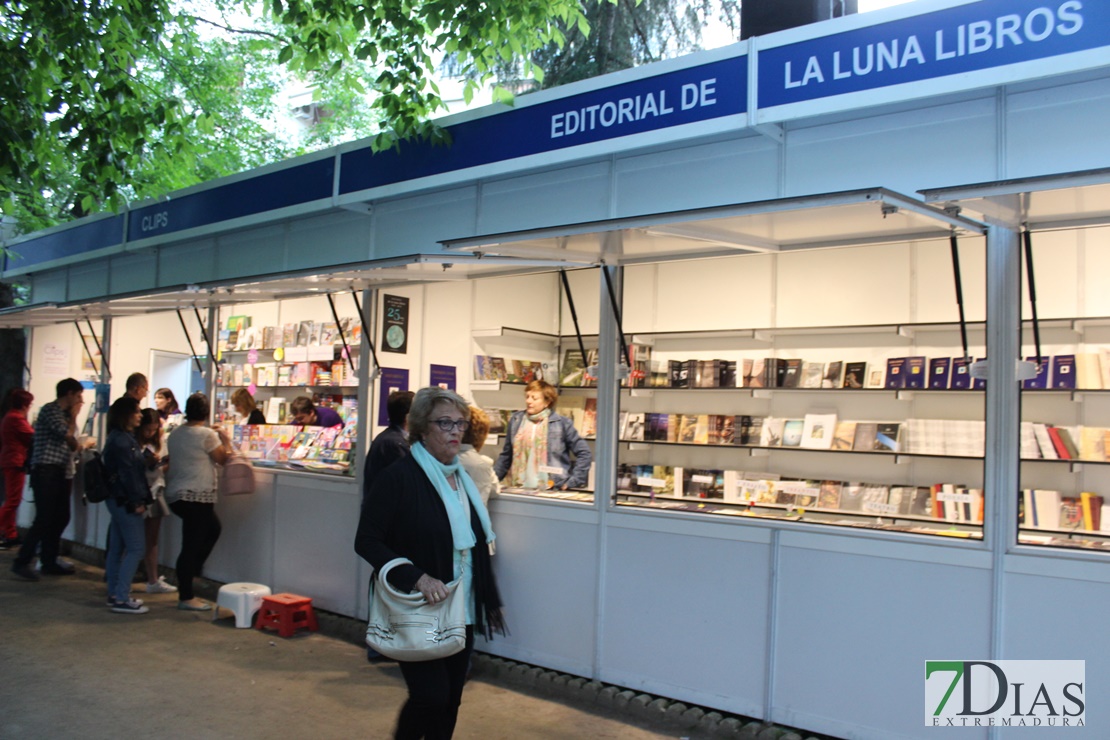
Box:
[203,469,277,589]
[478,161,612,235]
[1007,74,1110,179]
[600,515,773,717]
[772,532,992,740]
[480,498,600,677]
[271,473,362,615]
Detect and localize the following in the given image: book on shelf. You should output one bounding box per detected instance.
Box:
[874,423,901,453]
[649,358,669,388]
[839,483,865,511]
[770,358,788,388]
[489,357,509,382]
[626,343,652,388]
[842,362,867,389]
[951,357,973,389]
[884,357,907,389]
[822,361,843,389]
[928,357,951,389]
[800,362,825,389]
[622,412,646,441]
[906,487,933,517]
[718,360,738,389]
[559,349,595,387]
[781,419,804,447]
[852,422,878,451]
[747,416,764,446]
[295,320,313,347]
[817,480,842,509]
[861,484,891,513]
[904,356,927,389]
[710,415,735,445]
[831,420,857,451]
[1059,495,1084,530]
[1031,489,1062,529]
[794,481,820,508]
[281,323,296,348]
[865,365,885,389]
[474,355,494,381]
[668,359,691,389]
[760,417,784,447]
[582,398,598,439]
[1020,421,1040,459]
[694,360,719,388]
[780,358,803,388]
[1079,427,1106,461]
[799,413,837,450]
[773,481,796,506]
[1075,352,1102,389]
[1032,423,1059,460]
[972,357,987,390]
[737,358,754,388]
[677,468,726,499]
[1100,349,1110,390]
[1081,492,1104,531]
[1051,354,1076,389]
[1046,426,1076,460]
[747,358,766,388]
[1021,356,1050,389]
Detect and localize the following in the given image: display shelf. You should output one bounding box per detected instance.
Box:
[616,439,983,460]
[217,384,359,391]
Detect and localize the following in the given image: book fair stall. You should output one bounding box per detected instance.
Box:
[4,1,1110,736]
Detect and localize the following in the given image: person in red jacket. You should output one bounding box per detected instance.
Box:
[0,388,34,548]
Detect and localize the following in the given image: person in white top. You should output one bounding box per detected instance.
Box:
[164,393,232,611]
[458,406,498,505]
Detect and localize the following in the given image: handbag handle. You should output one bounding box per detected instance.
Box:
[376,557,460,605]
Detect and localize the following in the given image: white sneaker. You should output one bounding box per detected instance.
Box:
[111,599,149,615]
[145,576,178,594]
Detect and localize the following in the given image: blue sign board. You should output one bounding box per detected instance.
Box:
[127,158,335,241]
[340,55,746,195]
[5,214,125,272]
[758,0,1107,109]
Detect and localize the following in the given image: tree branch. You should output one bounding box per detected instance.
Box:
[183,15,285,41]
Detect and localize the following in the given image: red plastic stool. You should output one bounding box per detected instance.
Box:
[255,593,319,638]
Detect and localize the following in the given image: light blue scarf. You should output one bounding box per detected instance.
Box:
[411,442,496,550]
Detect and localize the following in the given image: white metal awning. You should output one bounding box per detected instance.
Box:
[0,253,590,329]
[440,188,987,265]
[921,167,1110,231]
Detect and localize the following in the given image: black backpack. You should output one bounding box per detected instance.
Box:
[83,451,114,504]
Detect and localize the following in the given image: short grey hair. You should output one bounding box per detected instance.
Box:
[407,387,471,444]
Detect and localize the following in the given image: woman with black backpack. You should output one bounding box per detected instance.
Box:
[102,396,153,614]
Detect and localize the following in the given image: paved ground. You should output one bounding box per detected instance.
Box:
[0,550,687,740]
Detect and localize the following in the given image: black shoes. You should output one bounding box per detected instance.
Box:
[11,563,39,581]
[39,561,76,576]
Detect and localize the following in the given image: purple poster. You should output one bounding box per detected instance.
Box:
[377,368,410,426]
[429,364,457,392]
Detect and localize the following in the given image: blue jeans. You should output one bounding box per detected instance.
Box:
[105,498,145,603]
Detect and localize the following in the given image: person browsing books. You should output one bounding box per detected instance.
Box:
[494,379,591,491]
[290,396,341,427]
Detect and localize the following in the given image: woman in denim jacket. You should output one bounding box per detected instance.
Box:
[494,380,592,490]
[102,396,153,614]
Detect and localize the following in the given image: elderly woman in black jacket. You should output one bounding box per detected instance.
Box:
[355,387,505,740]
[102,395,153,615]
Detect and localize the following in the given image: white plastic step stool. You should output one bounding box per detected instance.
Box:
[214,582,272,628]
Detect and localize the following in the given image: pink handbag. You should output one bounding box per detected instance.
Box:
[219,454,256,496]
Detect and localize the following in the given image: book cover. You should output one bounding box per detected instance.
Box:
[1081,492,1104,531]
[489,357,509,382]
[794,482,820,508]
[874,423,901,452]
[677,414,700,444]
[296,320,313,347]
[1032,423,1059,460]
[693,414,710,445]
[781,419,804,447]
[695,360,719,388]
[1057,426,1079,459]
[1021,355,1050,390]
[747,417,765,446]
[1076,352,1102,389]
[718,360,737,389]
[1059,495,1084,530]
[1032,490,1062,529]
[1046,426,1073,459]
[1079,426,1106,461]
[839,483,865,511]
[474,355,495,381]
[1052,354,1077,389]
[799,413,837,450]
[559,349,586,387]
[760,417,784,447]
[817,480,842,509]
[904,356,927,389]
[710,415,735,445]
[669,359,691,389]
[800,362,825,389]
[582,398,598,439]
[865,365,886,389]
[951,357,973,389]
[842,362,867,389]
[780,358,803,388]
[623,413,646,442]
[738,359,754,388]
[666,414,681,443]
[852,422,878,451]
[884,357,908,389]
[831,420,857,451]
[928,357,951,389]
[972,357,987,390]
[747,358,766,388]
[822,361,843,389]
[862,484,891,513]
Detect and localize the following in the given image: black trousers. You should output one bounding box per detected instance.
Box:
[15,466,71,568]
[395,628,475,740]
[169,499,221,601]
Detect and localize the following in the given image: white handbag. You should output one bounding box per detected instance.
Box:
[365,558,467,662]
